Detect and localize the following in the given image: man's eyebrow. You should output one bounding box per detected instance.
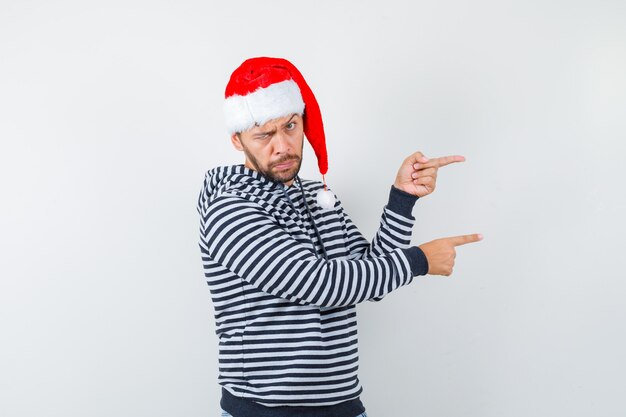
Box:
[253,115,297,136]
[254,127,277,137]
[282,114,297,127]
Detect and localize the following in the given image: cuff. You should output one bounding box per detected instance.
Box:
[403,246,429,276]
[387,186,419,218]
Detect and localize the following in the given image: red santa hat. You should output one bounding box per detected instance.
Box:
[223,57,329,180]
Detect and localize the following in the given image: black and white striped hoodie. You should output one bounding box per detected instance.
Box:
[197,164,428,416]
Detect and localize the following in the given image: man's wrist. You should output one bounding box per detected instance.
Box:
[387,185,419,217]
[403,246,429,276]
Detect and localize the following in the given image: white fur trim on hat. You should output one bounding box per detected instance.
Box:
[223,79,305,134]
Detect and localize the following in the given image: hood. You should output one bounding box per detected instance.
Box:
[202,163,277,196]
[197,164,309,215]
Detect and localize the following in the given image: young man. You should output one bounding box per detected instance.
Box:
[197,57,481,417]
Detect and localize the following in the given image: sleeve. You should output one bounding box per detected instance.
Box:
[198,194,428,308]
[338,186,429,301]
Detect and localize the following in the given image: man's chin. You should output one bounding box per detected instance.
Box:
[268,163,300,184]
[270,169,298,183]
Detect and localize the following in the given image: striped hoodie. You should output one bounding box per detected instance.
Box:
[197,164,428,415]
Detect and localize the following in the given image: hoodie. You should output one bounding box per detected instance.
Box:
[197,164,428,416]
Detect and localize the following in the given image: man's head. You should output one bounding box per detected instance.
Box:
[231,113,304,186]
[223,57,337,209]
[223,57,328,182]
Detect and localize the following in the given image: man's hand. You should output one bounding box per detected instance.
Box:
[418,234,483,276]
[393,152,466,197]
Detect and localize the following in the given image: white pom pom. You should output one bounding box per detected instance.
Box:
[316,189,335,210]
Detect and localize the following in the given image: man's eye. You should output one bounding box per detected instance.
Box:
[286,122,296,130]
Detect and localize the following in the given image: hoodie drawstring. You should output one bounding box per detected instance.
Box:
[281,178,329,262]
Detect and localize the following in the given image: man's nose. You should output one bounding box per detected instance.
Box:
[272,132,291,154]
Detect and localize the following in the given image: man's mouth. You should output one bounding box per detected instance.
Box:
[273,158,298,170]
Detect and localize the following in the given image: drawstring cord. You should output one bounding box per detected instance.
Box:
[280,177,329,261]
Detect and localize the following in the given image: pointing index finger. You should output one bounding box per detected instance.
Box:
[435,155,466,168]
[449,233,483,247]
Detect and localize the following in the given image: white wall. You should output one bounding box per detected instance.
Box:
[1,0,625,416]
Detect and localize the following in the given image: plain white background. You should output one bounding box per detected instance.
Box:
[1,0,625,416]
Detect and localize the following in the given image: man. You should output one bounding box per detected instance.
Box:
[197,57,481,417]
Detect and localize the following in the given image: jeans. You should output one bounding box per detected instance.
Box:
[220,411,368,417]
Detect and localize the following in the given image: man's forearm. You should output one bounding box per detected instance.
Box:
[386,185,419,218]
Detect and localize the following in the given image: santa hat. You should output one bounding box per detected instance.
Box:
[223,57,335,209]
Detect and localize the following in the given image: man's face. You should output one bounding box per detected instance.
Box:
[231,113,304,186]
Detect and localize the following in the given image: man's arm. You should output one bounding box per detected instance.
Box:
[339,151,467,300]
[342,151,467,259]
[198,195,429,308]
[337,186,420,301]
[340,185,419,260]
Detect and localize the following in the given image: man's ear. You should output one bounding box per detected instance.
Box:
[231,133,243,151]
